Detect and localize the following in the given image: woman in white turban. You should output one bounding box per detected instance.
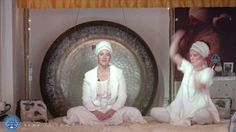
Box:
[63,40,146,125]
[150,30,220,126]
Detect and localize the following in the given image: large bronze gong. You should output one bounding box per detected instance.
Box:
[40,21,158,117]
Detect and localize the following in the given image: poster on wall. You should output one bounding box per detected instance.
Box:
[173,7,236,81]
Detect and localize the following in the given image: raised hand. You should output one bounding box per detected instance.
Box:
[173,30,185,41]
[169,30,186,66]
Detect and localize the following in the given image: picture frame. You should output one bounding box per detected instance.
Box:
[223,62,234,73]
[211,97,232,119]
[171,7,236,98]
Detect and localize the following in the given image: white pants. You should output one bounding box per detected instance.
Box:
[229,112,236,132]
[150,107,214,125]
[150,107,170,123]
[63,106,147,125]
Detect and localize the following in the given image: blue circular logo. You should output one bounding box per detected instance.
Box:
[3,115,20,131]
[211,54,220,64]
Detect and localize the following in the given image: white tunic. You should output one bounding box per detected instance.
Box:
[167,59,220,125]
[93,80,112,113]
[63,65,146,125]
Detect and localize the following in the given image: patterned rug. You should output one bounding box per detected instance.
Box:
[0,116,229,132]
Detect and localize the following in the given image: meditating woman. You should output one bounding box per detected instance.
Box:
[63,40,146,125]
[150,30,220,126]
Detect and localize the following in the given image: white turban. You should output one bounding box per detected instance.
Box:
[190,41,210,58]
[189,8,209,23]
[95,40,112,55]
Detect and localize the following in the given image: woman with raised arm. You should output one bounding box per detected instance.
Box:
[150,30,220,126]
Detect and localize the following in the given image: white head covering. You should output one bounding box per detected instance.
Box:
[189,8,209,23]
[190,41,210,58]
[95,40,112,56]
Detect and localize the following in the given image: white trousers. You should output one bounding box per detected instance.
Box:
[229,112,236,132]
[150,107,214,125]
[63,106,147,125]
[150,107,170,123]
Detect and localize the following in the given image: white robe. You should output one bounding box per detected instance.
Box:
[63,65,146,125]
[82,65,127,112]
[167,59,220,125]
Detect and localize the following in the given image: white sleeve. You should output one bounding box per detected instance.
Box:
[199,68,214,86]
[82,76,97,111]
[177,59,192,74]
[111,70,127,111]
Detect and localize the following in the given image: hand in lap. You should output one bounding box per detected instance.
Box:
[104,109,116,120]
[91,109,116,121]
[91,110,107,121]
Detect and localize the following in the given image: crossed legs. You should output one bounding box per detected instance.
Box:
[63,106,146,125]
[150,107,214,125]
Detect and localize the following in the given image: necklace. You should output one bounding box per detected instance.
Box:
[97,67,110,81]
[96,67,111,108]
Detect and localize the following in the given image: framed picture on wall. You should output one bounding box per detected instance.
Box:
[223,62,234,73]
[171,7,236,98]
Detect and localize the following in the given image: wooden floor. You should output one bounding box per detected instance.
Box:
[0,116,229,132]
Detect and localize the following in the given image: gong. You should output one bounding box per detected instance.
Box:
[40,21,158,117]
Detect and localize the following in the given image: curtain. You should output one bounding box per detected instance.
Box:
[17,0,236,8]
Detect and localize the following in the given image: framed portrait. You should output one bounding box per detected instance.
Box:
[223,62,234,73]
[171,7,236,99]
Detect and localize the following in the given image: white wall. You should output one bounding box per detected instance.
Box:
[0,0,24,113]
[13,1,25,110]
[29,8,170,111]
[0,0,14,110]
